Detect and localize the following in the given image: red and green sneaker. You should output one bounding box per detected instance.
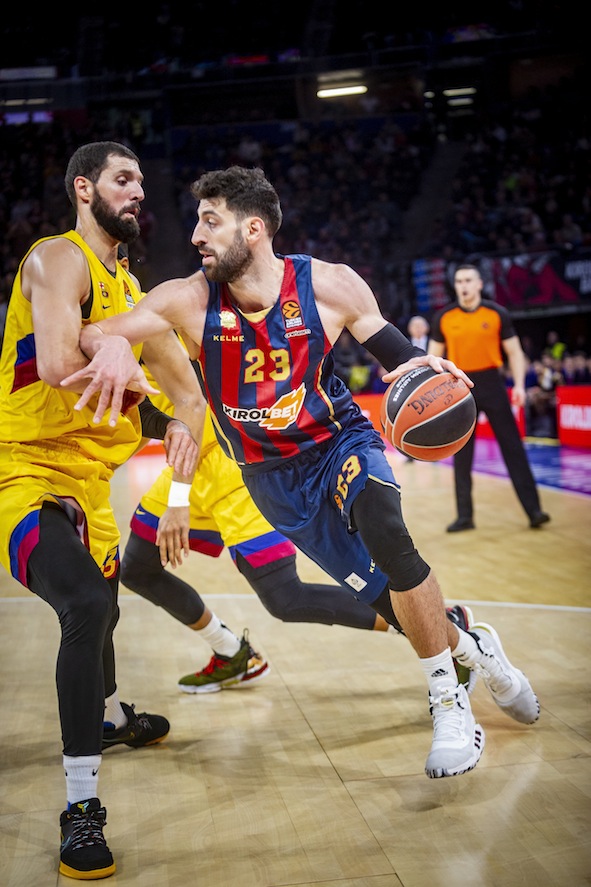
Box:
[178,630,269,694]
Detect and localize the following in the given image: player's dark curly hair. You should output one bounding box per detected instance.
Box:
[191,166,282,236]
[64,141,140,208]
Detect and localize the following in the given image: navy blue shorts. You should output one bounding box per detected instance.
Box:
[243,419,395,604]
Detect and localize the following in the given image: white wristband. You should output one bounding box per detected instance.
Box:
[167,480,191,507]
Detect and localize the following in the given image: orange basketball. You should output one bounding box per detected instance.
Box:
[380,366,476,461]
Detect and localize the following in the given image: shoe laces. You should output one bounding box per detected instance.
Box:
[199,654,230,676]
[430,687,467,742]
[66,809,107,850]
[471,647,514,695]
[126,703,151,733]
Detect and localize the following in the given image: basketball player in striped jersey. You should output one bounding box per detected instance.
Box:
[0,142,202,880]
[115,247,474,694]
[68,165,541,785]
[122,397,476,693]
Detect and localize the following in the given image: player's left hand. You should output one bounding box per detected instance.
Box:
[157,505,190,568]
[382,354,474,388]
[163,419,199,476]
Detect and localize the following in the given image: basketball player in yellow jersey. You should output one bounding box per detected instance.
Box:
[0,141,201,881]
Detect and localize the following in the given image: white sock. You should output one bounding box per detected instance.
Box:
[104,691,127,729]
[420,647,457,697]
[64,754,101,807]
[451,627,479,661]
[197,614,241,657]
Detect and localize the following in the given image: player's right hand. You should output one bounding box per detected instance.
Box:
[60,335,160,426]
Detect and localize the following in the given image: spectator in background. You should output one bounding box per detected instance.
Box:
[407,315,430,351]
[429,263,550,532]
[544,330,567,361]
[525,354,562,438]
[555,213,583,248]
[571,352,591,385]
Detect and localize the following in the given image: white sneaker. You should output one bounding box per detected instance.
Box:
[425,684,485,778]
[463,622,540,725]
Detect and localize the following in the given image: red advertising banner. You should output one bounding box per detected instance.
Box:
[555,385,591,447]
[354,392,393,447]
[475,390,526,440]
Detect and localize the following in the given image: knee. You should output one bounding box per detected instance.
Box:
[376,543,430,592]
[255,584,293,621]
[59,583,112,640]
[237,554,305,622]
[120,536,161,591]
[120,552,143,590]
[352,483,430,591]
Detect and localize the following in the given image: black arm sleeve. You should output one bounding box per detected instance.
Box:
[362,324,426,372]
[138,397,173,441]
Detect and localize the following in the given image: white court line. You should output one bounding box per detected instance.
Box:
[2,595,590,613]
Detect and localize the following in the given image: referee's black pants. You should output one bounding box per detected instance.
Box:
[453,368,542,521]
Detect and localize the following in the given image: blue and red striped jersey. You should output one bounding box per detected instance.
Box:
[197,254,358,469]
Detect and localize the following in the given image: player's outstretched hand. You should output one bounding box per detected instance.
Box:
[382,354,473,388]
[60,335,160,427]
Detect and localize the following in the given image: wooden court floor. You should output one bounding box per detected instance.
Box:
[1,449,590,886]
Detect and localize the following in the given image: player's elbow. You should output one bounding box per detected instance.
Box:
[37,355,81,389]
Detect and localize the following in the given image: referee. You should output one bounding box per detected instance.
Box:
[429,263,550,532]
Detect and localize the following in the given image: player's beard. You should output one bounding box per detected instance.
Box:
[204,229,253,283]
[91,188,141,243]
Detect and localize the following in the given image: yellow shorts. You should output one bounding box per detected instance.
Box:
[0,440,120,588]
[130,443,296,568]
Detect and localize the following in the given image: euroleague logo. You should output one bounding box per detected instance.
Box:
[282,300,304,330]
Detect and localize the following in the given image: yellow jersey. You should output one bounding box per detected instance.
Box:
[0,230,143,467]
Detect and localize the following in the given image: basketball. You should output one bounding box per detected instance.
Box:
[380,366,476,461]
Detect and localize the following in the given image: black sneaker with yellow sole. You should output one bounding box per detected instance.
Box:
[59,797,115,880]
[102,702,169,750]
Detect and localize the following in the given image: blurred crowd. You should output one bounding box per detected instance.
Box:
[422,73,591,260]
[0,81,589,434]
[518,332,591,439]
[172,112,436,320]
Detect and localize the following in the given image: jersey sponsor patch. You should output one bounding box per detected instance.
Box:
[284,327,311,339]
[222,383,306,431]
[220,309,239,330]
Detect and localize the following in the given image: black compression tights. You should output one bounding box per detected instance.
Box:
[120,531,394,631]
[27,503,120,756]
